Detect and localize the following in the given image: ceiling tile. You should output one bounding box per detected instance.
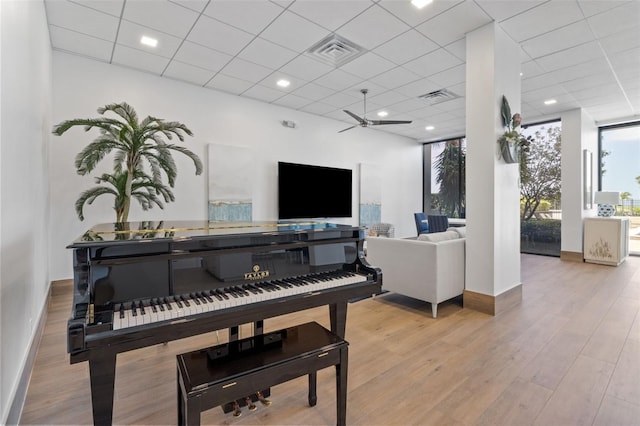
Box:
[403,49,462,78]
[116,20,182,59]
[49,25,113,62]
[522,73,560,93]
[388,97,427,113]
[202,0,284,35]
[320,91,362,108]
[587,1,640,38]
[219,57,274,83]
[278,55,334,82]
[372,29,438,66]
[291,83,335,102]
[163,61,215,86]
[474,0,545,23]
[238,38,298,70]
[169,0,209,13]
[577,0,631,18]
[522,20,595,59]
[416,1,492,47]
[112,44,170,75]
[500,1,585,42]
[394,78,441,98]
[313,69,363,92]
[369,66,422,90]
[173,41,232,72]
[599,27,640,56]
[535,41,605,72]
[336,4,410,51]
[122,0,199,38]
[45,0,120,41]
[272,93,313,109]
[338,52,396,80]
[259,10,330,53]
[288,0,374,32]
[72,0,124,17]
[187,14,254,56]
[444,38,466,61]
[368,90,411,107]
[561,72,618,92]
[205,73,254,95]
[429,64,466,88]
[299,102,337,115]
[377,0,464,27]
[243,84,286,103]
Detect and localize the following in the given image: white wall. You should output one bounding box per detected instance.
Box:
[0,0,52,423]
[51,52,423,280]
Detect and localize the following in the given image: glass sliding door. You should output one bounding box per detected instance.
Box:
[423,138,466,218]
[599,122,640,256]
[519,120,562,256]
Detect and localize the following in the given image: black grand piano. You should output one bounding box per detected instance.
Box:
[66,220,382,425]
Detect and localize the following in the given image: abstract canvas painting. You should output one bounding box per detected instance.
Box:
[359,163,381,227]
[208,144,252,221]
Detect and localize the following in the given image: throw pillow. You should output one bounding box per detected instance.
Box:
[417,230,459,242]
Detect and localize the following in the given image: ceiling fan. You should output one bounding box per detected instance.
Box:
[338,89,412,133]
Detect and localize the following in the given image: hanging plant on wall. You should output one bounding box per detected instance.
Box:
[53,102,203,223]
[497,95,530,164]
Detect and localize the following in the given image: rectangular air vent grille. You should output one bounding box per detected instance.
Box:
[418,89,460,105]
[306,34,366,68]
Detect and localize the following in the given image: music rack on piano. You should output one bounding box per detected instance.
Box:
[66,220,382,425]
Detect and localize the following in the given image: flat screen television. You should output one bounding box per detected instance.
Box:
[278,161,352,219]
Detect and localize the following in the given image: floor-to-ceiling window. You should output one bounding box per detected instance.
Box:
[599,122,640,256]
[519,120,562,256]
[423,138,466,218]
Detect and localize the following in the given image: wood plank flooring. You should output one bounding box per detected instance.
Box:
[20,254,640,425]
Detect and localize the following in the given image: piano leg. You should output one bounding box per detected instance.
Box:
[89,352,117,426]
[329,301,348,339]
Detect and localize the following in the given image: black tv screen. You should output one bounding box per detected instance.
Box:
[278,161,352,219]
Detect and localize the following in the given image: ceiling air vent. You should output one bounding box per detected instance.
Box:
[306,34,366,68]
[418,88,460,105]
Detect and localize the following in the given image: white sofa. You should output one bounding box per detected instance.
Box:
[366,229,465,318]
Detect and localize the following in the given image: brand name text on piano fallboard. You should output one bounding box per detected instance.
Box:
[244,265,270,280]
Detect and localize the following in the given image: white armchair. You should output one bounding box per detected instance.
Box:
[365,232,465,318]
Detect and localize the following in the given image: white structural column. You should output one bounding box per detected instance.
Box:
[464,22,522,315]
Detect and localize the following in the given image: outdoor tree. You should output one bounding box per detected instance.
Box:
[520,126,561,220]
[435,139,465,217]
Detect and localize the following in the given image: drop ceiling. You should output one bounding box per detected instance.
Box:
[44,0,640,141]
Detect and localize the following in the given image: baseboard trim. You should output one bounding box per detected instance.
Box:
[6,282,52,425]
[560,251,583,262]
[464,284,523,316]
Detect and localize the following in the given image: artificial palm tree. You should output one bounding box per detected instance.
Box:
[53,102,202,222]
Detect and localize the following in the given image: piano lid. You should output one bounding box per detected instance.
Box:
[68,220,361,247]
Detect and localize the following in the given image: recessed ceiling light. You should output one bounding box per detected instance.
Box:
[425,126,435,131]
[544,99,557,105]
[277,79,290,88]
[377,111,388,117]
[520,72,523,76]
[411,0,433,9]
[140,36,158,48]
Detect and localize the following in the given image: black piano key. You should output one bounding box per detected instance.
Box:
[139,301,145,315]
[201,292,214,303]
[190,293,201,305]
[163,297,173,310]
[119,304,125,319]
[157,298,165,311]
[179,295,190,307]
[210,290,224,301]
[174,296,183,308]
[150,300,157,313]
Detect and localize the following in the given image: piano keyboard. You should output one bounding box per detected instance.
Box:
[112,270,367,330]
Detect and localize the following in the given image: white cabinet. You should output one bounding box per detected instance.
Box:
[583,217,630,266]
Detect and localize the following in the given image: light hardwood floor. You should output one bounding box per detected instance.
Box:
[20,254,640,425]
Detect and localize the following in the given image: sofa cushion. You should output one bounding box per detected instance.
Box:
[417,230,459,242]
[447,226,466,238]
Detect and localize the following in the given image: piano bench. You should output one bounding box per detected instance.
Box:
[176,321,349,426]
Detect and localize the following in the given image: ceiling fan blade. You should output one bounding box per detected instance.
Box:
[371,120,413,125]
[338,125,358,133]
[343,110,365,124]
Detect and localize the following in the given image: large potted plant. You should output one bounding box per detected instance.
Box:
[53,102,203,223]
